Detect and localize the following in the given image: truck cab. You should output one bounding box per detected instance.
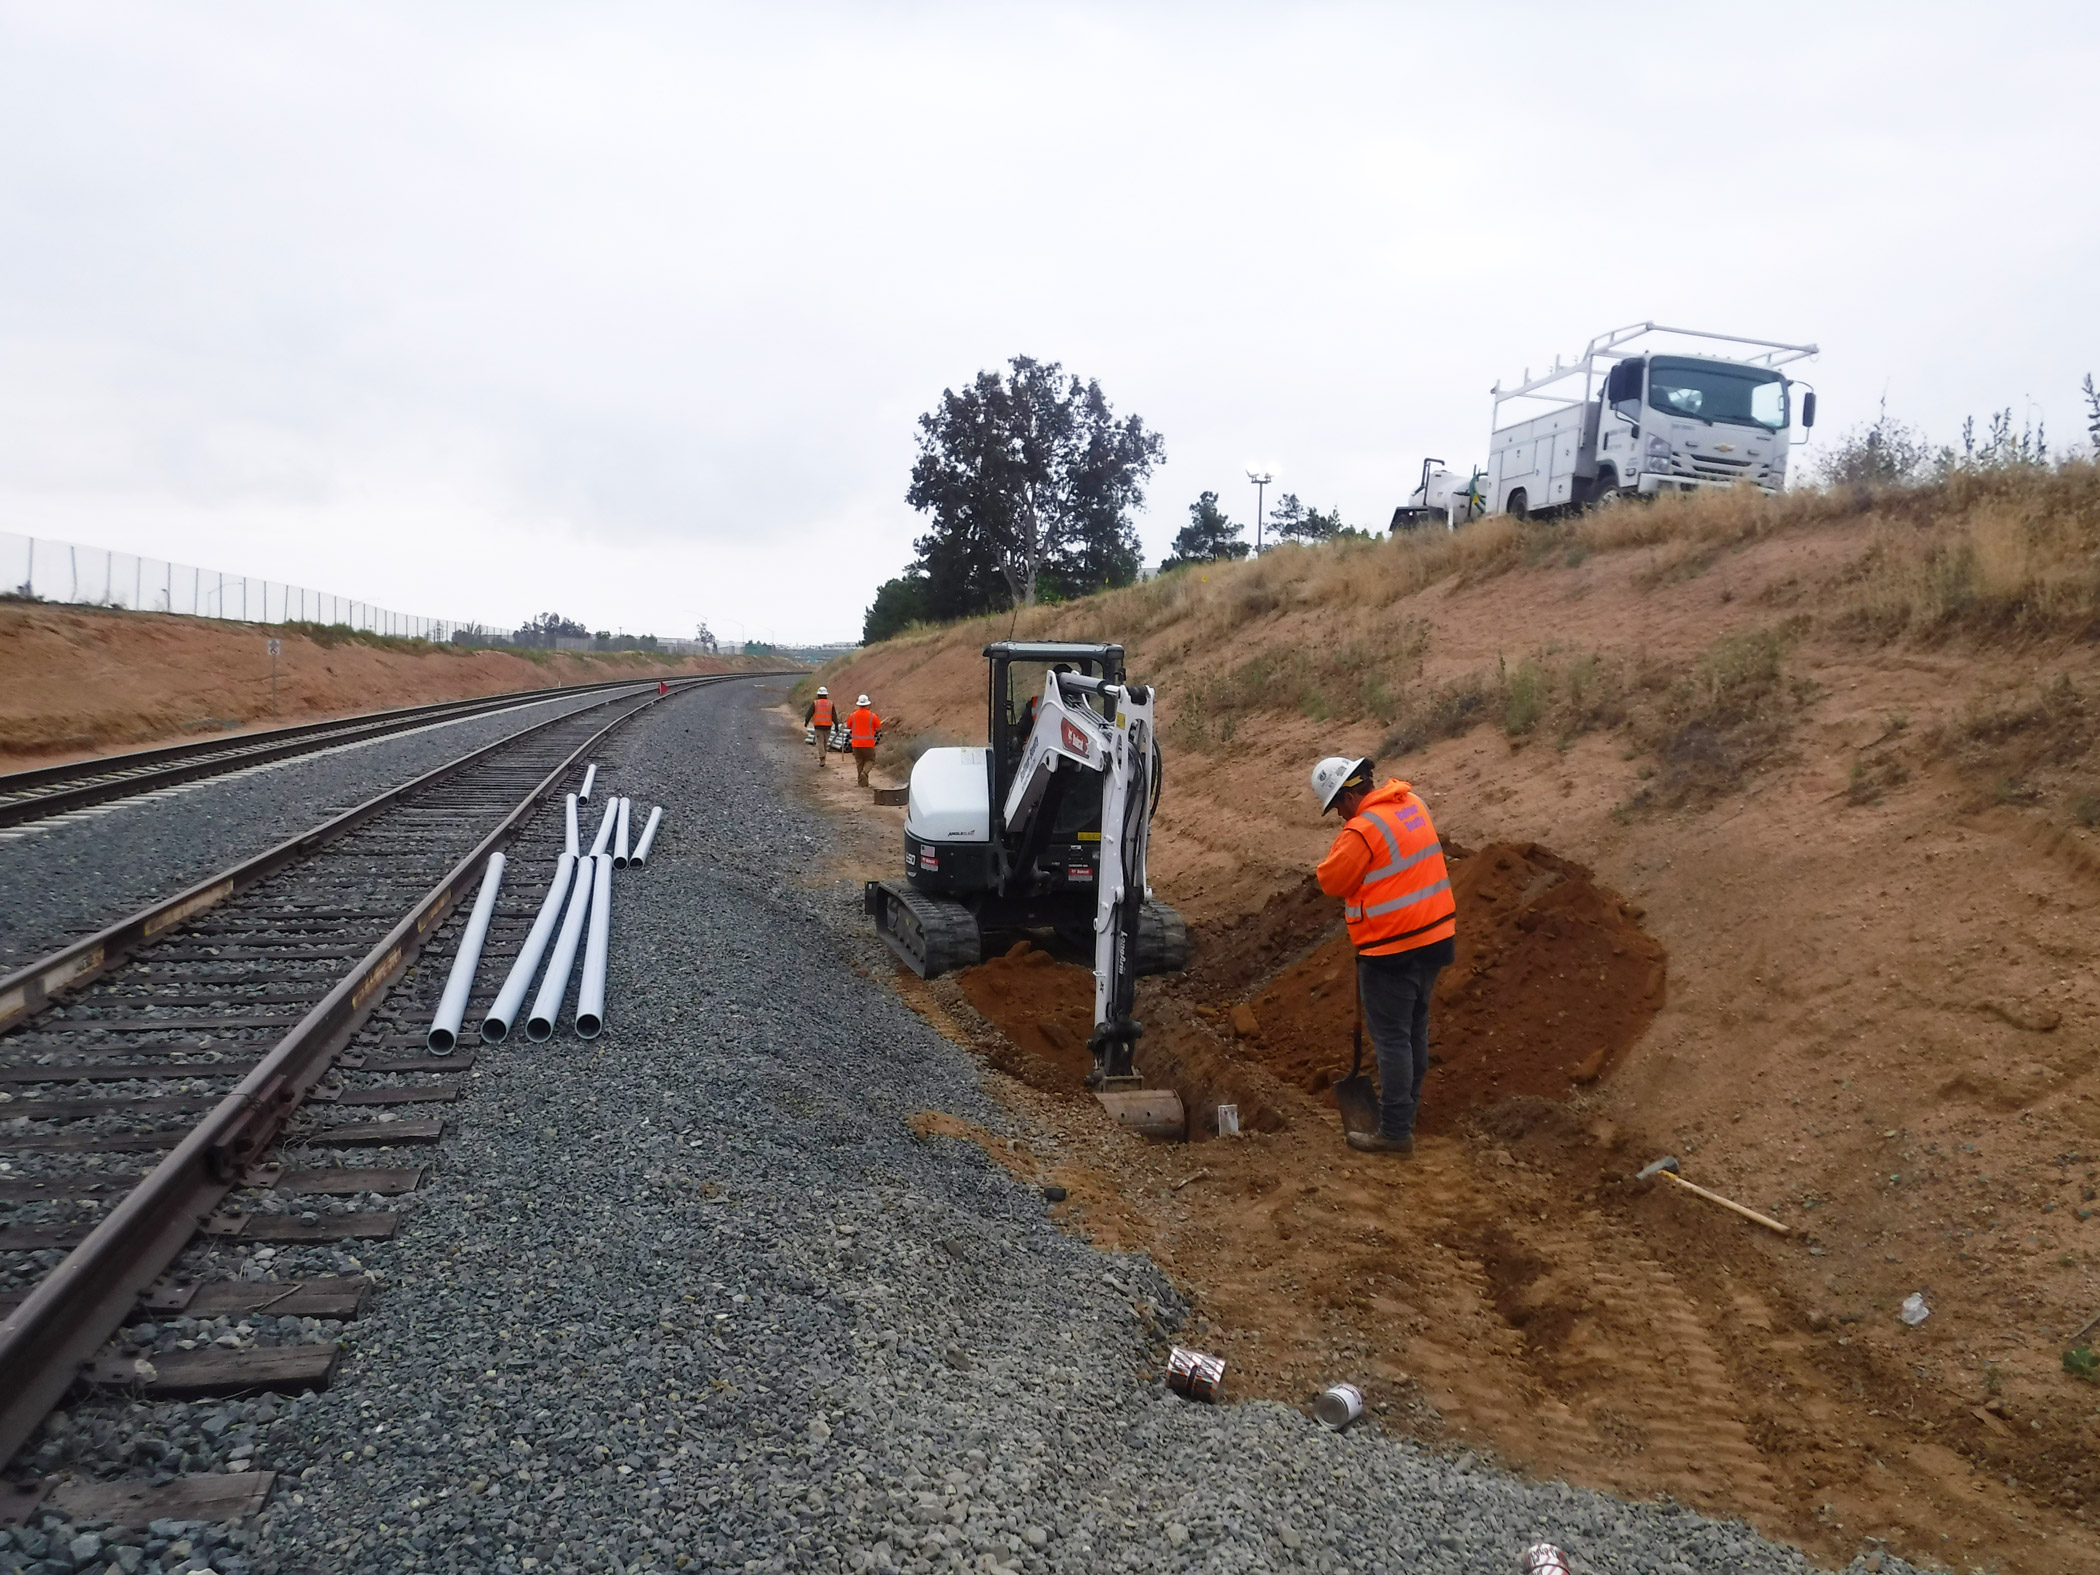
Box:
[1483,323,1817,518]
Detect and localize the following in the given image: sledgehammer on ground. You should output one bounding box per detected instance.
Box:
[1635,1156,1791,1236]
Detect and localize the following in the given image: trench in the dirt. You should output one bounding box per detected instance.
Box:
[958,841,1669,1138]
[906,840,2069,1572]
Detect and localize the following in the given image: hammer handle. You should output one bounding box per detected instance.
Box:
[1659,1170,1791,1235]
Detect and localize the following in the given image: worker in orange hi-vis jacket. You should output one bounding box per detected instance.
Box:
[847,694,883,786]
[803,687,836,767]
[1310,755,1457,1159]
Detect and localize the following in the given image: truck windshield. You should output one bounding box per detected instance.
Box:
[1648,357,1787,431]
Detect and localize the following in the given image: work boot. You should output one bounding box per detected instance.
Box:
[1347,1131,1415,1158]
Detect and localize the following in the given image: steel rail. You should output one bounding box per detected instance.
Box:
[0,672,757,1469]
[0,673,710,831]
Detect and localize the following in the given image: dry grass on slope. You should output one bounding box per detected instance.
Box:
[818,464,2100,810]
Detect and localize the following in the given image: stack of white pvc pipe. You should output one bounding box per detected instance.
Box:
[433,772,668,1045]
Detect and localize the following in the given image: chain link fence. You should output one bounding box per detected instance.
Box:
[0,529,492,642]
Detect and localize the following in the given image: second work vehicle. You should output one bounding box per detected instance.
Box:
[865,642,1189,1088]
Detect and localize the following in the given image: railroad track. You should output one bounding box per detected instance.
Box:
[0,673,771,1524]
[0,675,687,833]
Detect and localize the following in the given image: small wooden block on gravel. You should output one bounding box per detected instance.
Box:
[276,1166,423,1195]
[214,1211,398,1242]
[50,1472,275,1527]
[300,1118,444,1146]
[318,1080,460,1106]
[142,1276,371,1320]
[87,1344,340,1398]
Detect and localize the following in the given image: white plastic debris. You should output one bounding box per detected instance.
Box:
[1898,1292,1931,1326]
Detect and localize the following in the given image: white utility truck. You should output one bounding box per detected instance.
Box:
[1480,322,1818,519]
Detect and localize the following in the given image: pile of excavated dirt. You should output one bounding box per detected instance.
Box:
[1237,843,1667,1132]
[943,840,1666,1142]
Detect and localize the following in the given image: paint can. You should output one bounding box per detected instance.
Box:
[1313,1383,1363,1430]
[1165,1346,1226,1403]
[1215,1104,1240,1137]
[1521,1544,1571,1575]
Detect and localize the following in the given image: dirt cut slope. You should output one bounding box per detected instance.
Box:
[0,601,778,771]
[808,467,2100,1575]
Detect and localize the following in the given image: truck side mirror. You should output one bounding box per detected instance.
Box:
[1801,390,1817,429]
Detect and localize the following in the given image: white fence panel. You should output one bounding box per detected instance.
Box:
[1,529,492,643]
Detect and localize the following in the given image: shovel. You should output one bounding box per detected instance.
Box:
[1334,964,1380,1138]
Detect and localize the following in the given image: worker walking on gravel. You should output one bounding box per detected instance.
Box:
[848,694,883,786]
[1310,756,1457,1158]
[804,687,836,767]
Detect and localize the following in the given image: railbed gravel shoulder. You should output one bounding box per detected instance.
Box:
[4,681,1919,1575]
[0,686,631,971]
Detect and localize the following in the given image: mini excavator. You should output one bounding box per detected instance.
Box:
[865,642,1189,1096]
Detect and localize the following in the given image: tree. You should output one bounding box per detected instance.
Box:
[517,611,589,648]
[1159,492,1248,572]
[863,572,932,644]
[1265,492,1305,541]
[1270,494,1353,542]
[906,355,1163,614]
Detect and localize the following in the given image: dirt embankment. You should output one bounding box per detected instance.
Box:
[0,602,781,771]
[806,472,2100,1575]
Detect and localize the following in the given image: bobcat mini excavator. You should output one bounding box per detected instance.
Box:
[864,642,1189,1106]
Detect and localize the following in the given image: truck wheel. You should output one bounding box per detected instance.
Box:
[1506,488,1529,519]
[1588,471,1619,508]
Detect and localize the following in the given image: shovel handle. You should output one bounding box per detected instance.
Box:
[1349,963,1364,1081]
[1659,1169,1791,1235]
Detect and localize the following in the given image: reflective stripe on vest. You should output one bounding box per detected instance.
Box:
[1341,798,1456,953]
[849,709,878,747]
[813,698,834,726]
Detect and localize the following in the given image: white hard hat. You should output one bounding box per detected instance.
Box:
[816,685,828,695]
[1310,755,1373,814]
[857,694,871,707]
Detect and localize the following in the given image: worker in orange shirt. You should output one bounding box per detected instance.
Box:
[1310,756,1457,1158]
[803,686,836,767]
[847,694,882,786]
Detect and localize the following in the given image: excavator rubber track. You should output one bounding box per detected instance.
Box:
[1136,898,1189,976]
[865,880,983,979]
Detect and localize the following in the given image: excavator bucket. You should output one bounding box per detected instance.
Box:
[1094,1089,1185,1139]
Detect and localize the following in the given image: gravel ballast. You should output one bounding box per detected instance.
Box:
[0,686,648,970]
[4,680,1915,1574]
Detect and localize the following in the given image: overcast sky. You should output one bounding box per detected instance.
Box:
[2,2,2094,645]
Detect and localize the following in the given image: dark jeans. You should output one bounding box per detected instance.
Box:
[1358,937,1453,1140]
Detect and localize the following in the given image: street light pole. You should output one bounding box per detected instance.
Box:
[1246,469,1274,553]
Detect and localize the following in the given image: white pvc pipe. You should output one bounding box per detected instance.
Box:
[429,854,505,1053]
[481,853,578,1043]
[630,806,664,866]
[564,793,580,858]
[579,762,598,800]
[613,796,633,868]
[576,852,614,1038]
[526,853,595,1041]
[588,798,617,857]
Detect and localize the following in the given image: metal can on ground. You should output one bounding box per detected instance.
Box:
[1314,1383,1363,1430]
[1521,1544,1571,1575]
[1166,1346,1226,1403]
